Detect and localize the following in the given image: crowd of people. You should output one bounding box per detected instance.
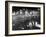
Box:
[12,8,40,30]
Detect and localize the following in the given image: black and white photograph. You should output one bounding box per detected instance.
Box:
[12,7,40,30]
[5,1,45,36]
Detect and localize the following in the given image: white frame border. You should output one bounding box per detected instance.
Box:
[8,2,44,35]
